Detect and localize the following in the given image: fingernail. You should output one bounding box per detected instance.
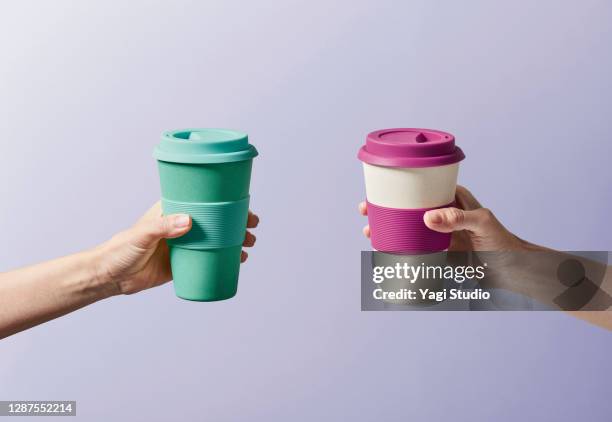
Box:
[427,212,442,224]
[173,214,190,228]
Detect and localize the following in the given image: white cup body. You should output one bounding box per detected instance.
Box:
[362,162,459,209]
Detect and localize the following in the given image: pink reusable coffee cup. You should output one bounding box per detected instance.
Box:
[358,128,465,253]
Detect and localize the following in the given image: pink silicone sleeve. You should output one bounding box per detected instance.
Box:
[366,201,454,253]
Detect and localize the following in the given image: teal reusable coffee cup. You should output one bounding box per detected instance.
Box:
[154,129,258,301]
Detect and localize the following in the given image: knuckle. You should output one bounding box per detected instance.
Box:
[158,216,171,235]
[446,208,464,226]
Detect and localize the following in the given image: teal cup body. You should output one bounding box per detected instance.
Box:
[154,129,258,301]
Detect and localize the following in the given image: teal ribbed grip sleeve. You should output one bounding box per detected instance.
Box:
[162,196,250,249]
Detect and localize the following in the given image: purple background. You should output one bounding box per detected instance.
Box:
[1,0,611,420]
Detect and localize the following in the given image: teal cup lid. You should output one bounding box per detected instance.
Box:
[154,128,258,164]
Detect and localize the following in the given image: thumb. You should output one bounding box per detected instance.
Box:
[133,213,192,248]
[424,207,493,234]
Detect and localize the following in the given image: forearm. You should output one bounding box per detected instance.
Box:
[500,249,609,304]
[480,244,612,329]
[570,268,612,330]
[0,249,117,339]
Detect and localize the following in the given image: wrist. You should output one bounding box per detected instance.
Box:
[515,236,548,252]
[87,245,122,299]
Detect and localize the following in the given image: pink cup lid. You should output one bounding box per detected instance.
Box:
[358,128,465,168]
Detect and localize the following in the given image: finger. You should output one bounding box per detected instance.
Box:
[455,185,482,210]
[149,239,173,283]
[241,250,248,263]
[243,230,256,247]
[247,211,259,228]
[424,207,493,234]
[363,225,371,238]
[359,202,368,216]
[133,213,192,249]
